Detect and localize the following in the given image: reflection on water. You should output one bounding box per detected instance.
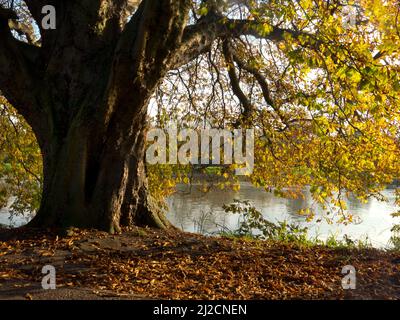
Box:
[0,208,31,227]
[0,196,32,227]
[167,183,399,248]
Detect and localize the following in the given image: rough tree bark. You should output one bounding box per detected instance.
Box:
[0,0,294,232]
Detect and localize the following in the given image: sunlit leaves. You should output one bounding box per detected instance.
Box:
[0,97,42,218]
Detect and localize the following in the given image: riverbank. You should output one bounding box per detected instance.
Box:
[0,226,399,300]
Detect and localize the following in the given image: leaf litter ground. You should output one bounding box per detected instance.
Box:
[0,227,399,300]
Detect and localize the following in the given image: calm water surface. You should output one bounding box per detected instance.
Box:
[166,183,399,248]
[1,184,399,248]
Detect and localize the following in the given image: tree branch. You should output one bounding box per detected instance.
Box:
[0,4,46,145]
[231,46,314,131]
[222,39,253,118]
[172,15,303,70]
[117,0,192,86]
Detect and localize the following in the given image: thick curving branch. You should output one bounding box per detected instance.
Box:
[0,4,47,146]
[172,14,304,70]
[117,0,192,88]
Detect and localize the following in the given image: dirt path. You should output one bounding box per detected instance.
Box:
[1,227,399,300]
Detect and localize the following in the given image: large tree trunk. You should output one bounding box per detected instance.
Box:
[29,97,171,233]
[1,0,194,232]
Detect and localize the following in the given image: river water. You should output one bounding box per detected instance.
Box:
[166,183,399,248]
[1,183,399,248]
